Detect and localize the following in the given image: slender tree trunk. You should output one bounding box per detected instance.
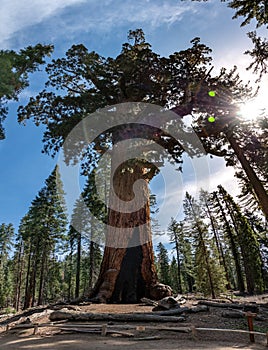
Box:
[23,243,33,310]
[187,198,216,299]
[75,234,81,299]
[28,239,41,308]
[89,240,95,291]
[220,194,261,295]
[197,226,216,299]
[174,239,182,294]
[225,130,268,220]
[30,257,38,307]
[67,247,73,301]
[14,240,24,311]
[213,226,232,289]
[204,201,231,289]
[213,192,245,293]
[37,251,46,305]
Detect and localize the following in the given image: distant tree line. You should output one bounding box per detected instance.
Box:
[0,0,267,308]
[0,167,103,311]
[1,174,267,311]
[156,187,267,298]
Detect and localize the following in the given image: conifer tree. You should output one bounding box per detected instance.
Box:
[227,0,268,28]
[167,218,184,293]
[18,28,261,301]
[0,45,53,139]
[199,189,232,289]
[168,219,195,293]
[156,242,171,287]
[20,166,67,308]
[68,198,87,299]
[217,185,264,294]
[169,256,179,293]
[212,190,245,293]
[12,230,26,311]
[0,223,14,308]
[183,192,227,298]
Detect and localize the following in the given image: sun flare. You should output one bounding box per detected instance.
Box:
[238,94,268,120]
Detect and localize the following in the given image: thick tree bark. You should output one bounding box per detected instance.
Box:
[91,156,169,303]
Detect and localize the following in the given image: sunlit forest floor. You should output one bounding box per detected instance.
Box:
[0,293,268,349]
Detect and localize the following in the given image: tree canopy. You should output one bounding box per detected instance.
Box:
[227,0,268,28]
[0,44,53,139]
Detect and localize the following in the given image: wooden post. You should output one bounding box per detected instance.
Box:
[33,325,39,335]
[190,326,198,340]
[245,312,256,343]
[101,324,107,336]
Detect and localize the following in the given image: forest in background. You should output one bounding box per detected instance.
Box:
[0,165,267,311]
[0,0,268,310]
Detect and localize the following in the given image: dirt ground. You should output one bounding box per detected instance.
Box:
[0,295,268,350]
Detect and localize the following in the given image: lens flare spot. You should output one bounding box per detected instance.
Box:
[208,116,215,123]
[208,91,216,97]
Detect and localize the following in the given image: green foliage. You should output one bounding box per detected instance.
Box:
[0,44,53,139]
[0,28,267,306]
[217,185,264,294]
[183,192,227,298]
[245,32,268,81]
[0,224,14,308]
[16,166,68,308]
[18,29,250,165]
[169,256,179,293]
[156,242,171,286]
[227,0,268,28]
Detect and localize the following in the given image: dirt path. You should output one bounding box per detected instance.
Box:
[0,296,267,349]
[0,332,266,350]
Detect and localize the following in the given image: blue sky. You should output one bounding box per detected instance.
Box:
[0,0,267,235]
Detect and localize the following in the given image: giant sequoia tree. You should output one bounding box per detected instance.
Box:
[18,29,264,302]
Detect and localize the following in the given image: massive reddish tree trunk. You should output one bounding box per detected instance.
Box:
[90,157,171,303]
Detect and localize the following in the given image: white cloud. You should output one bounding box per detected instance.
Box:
[151,156,238,231]
[0,0,195,48]
[0,0,87,48]
[58,1,195,32]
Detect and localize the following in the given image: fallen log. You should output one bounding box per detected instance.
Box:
[187,305,209,313]
[0,306,49,326]
[49,311,185,323]
[141,296,186,310]
[222,310,244,318]
[134,336,162,341]
[153,305,208,316]
[198,301,245,309]
[140,298,158,307]
[221,310,266,322]
[153,307,189,316]
[60,327,134,337]
[56,323,193,332]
